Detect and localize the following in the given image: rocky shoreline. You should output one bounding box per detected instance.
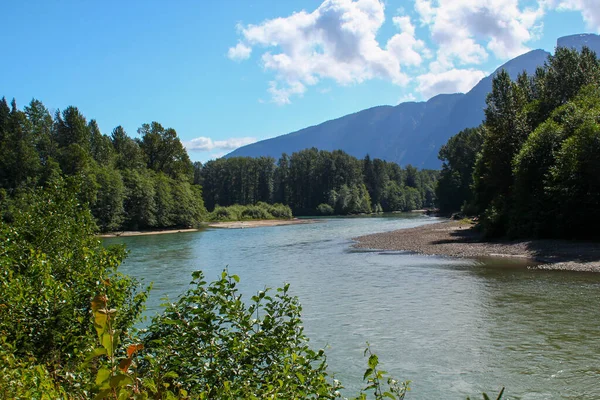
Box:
[353,220,600,272]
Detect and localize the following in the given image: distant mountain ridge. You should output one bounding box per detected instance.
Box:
[226,34,600,169]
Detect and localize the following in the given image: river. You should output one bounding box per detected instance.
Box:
[104,214,600,399]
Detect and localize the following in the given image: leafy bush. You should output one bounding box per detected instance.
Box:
[0,180,148,394]
[140,270,340,398]
[241,204,272,220]
[210,202,293,221]
[210,204,242,221]
[317,203,335,215]
[264,202,293,219]
[0,339,67,399]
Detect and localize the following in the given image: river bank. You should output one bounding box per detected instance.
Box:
[353,220,600,272]
[99,219,317,237]
[99,228,201,238]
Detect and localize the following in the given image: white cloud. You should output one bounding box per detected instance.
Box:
[184,136,257,152]
[231,0,427,103]
[268,80,307,105]
[387,16,430,67]
[398,93,417,103]
[228,42,252,61]
[416,68,486,98]
[558,0,600,32]
[415,0,545,67]
[227,0,599,103]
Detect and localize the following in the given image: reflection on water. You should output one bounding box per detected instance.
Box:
[104,214,600,399]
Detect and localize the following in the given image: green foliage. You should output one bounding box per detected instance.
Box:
[264,202,294,219]
[551,118,600,238]
[209,202,293,221]
[438,45,600,239]
[84,293,147,399]
[0,338,67,399]
[201,150,435,216]
[241,204,273,220]
[91,166,126,232]
[351,344,410,400]
[141,270,341,398]
[317,203,335,215]
[137,121,194,182]
[436,127,485,214]
[467,387,505,400]
[0,97,208,233]
[0,181,148,394]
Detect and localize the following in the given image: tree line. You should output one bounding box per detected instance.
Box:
[0,98,206,232]
[199,149,438,216]
[436,46,600,239]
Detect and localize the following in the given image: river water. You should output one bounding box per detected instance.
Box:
[104,214,600,399]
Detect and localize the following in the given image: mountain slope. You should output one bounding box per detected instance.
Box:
[227,34,600,169]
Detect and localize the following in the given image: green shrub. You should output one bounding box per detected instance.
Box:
[0,180,148,393]
[241,204,272,220]
[0,339,67,399]
[317,203,335,215]
[210,204,241,221]
[267,202,293,219]
[140,270,341,398]
[210,203,293,221]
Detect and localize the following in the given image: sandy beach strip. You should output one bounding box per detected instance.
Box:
[207,218,317,229]
[353,220,600,272]
[100,219,318,237]
[99,228,201,238]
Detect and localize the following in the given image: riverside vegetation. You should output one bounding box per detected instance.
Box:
[0,181,504,399]
[199,151,438,216]
[0,96,435,233]
[436,45,600,240]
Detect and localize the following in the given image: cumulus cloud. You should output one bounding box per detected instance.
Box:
[268,81,306,105]
[387,16,430,67]
[416,68,486,98]
[184,136,257,152]
[228,42,252,61]
[230,0,428,103]
[227,0,599,103]
[558,0,600,32]
[414,0,545,67]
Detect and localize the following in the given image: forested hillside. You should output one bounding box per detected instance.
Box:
[437,46,600,239]
[200,149,438,216]
[0,99,206,232]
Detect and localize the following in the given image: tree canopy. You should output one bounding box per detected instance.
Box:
[436,45,600,239]
[0,97,206,232]
[200,149,438,216]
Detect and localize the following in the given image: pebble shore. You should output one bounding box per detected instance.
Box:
[353,220,600,272]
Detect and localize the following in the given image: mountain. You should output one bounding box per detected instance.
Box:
[226,34,600,169]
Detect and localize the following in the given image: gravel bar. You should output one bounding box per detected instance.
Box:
[353,220,600,272]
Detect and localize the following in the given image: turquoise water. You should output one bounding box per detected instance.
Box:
[105,214,600,399]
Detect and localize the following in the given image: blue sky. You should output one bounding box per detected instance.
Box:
[1,1,597,162]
